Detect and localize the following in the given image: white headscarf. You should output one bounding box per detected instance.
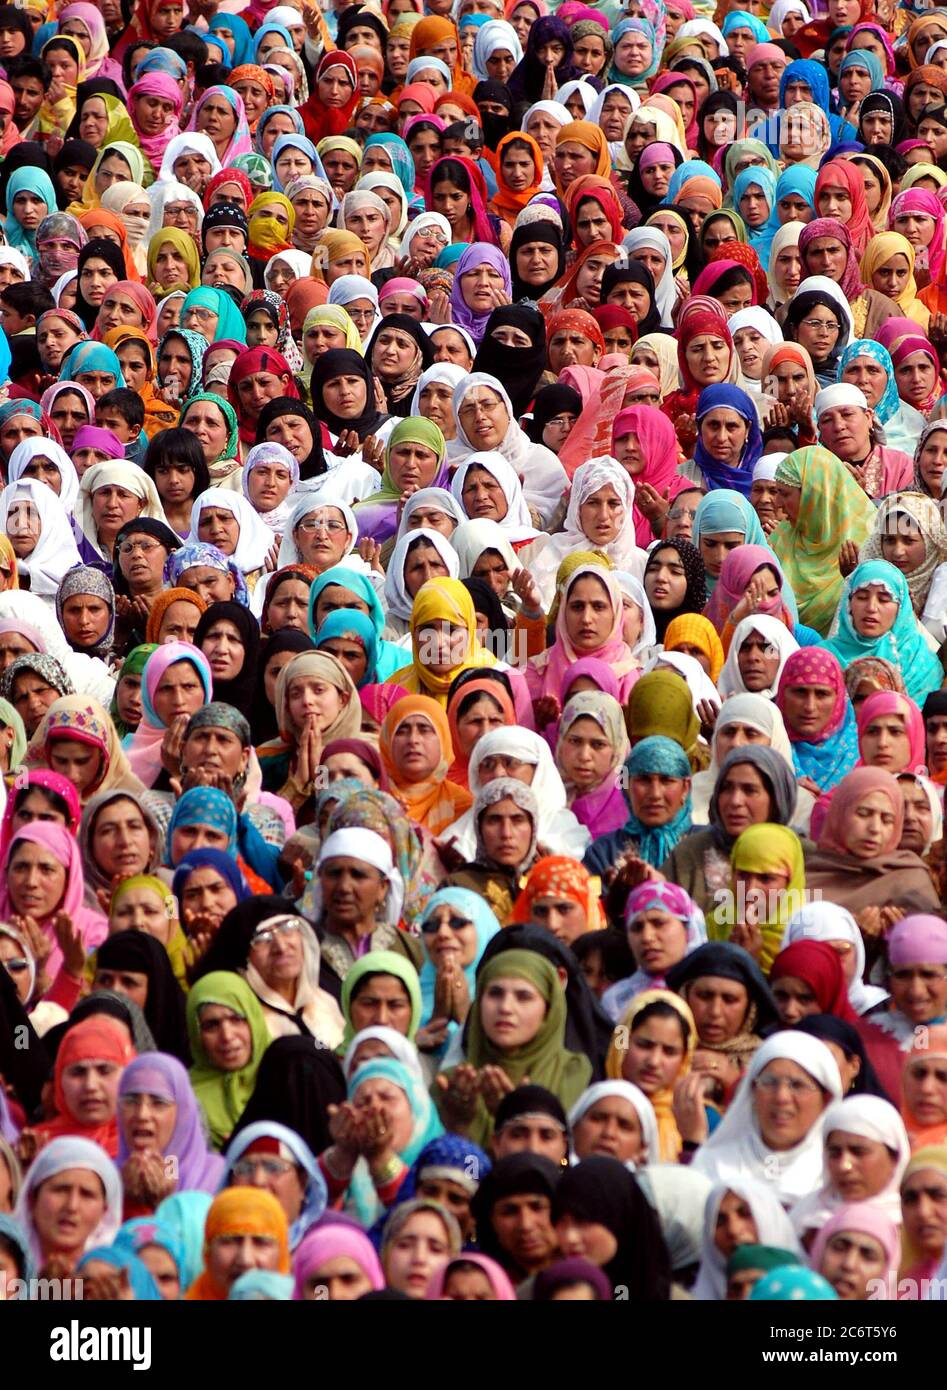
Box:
[692,1174,803,1300]
[451,518,519,579]
[588,83,640,126]
[7,436,80,514]
[146,178,205,241]
[263,249,313,291]
[789,275,854,347]
[316,828,404,926]
[621,228,678,328]
[276,492,360,569]
[383,526,460,622]
[569,1081,660,1169]
[0,245,29,279]
[521,99,572,131]
[471,19,522,79]
[328,274,380,345]
[648,649,720,708]
[768,0,811,31]
[14,1136,122,1268]
[677,17,728,54]
[690,691,797,824]
[690,1031,843,1208]
[402,212,452,263]
[782,901,889,1015]
[342,1025,426,1085]
[357,171,408,240]
[410,361,467,451]
[76,460,166,560]
[637,1165,714,1272]
[241,441,300,533]
[187,486,275,574]
[158,133,222,184]
[394,487,465,543]
[450,451,537,544]
[437,724,590,859]
[788,1094,910,1239]
[0,478,81,600]
[51,270,78,306]
[554,79,598,115]
[717,614,800,700]
[614,571,657,655]
[728,305,784,392]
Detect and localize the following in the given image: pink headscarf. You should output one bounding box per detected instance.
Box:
[186,87,252,167]
[855,690,926,773]
[128,73,184,170]
[611,403,680,547]
[890,187,947,285]
[426,1251,516,1300]
[292,1223,384,1299]
[815,766,903,855]
[799,218,864,300]
[0,822,107,975]
[650,72,698,148]
[526,563,640,703]
[809,1203,901,1299]
[126,641,214,788]
[0,769,80,868]
[92,280,159,345]
[558,364,605,406]
[888,912,947,965]
[776,647,849,745]
[704,543,786,632]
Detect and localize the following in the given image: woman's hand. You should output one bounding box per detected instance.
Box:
[120,1151,176,1209]
[511,565,542,617]
[357,537,384,572]
[160,714,189,778]
[675,413,698,452]
[52,912,85,980]
[359,1106,396,1164]
[635,481,670,536]
[729,572,776,626]
[333,428,360,456]
[326,1101,361,1158]
[672,1073,710,1145]
[415,1018,451,1051]
[696,697,720,731]
[532,694,560,729]
[362,434,386,472]
[427,290,452,325]
[729,917,763,960]
[478,1064,519,1115]
[541,59,558,100]
[295,714,323,792]
[435,1063,480,1122]
[373,376,388,413]
[838,539,861,577]
[264,538,281,573]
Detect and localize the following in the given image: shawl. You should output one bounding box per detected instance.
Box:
[825,559,943,706]
[117,1053,224,1192]
[814,159,874,257]
[186,972,271,1150]
[692,383,763,497]
[24,690,144,808]
[692,1174,803,1299]
[770,446,877,636]
[707,823,805,973]
[185,87,252,168]
[32,1015,135,1156]
[717,614,800,701]
[771,938,861,1029]
[379,694,473,836]
[188,486,275,575]
[526,563,639,704]
[449,242,512,345]
[775,647,859,791]
[604,989,698,1162]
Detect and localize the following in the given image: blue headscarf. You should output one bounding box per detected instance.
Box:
[0,1213,34,1289]
[621,736,692,865]
[722,10,770,42]
[168,793,240,864]
[345,1057,443,1225]
[167,541,249,607]
[610,17,661,85]
[270,133,325,194]
[667,160,721,202]
[76,1246,161,1300]
[836,339,900,425]
[190,27,230,69]
[391,1132,492,1207]
[732,165,779,265]
[780,58,832,112]
[838,47,885,92]
[436,242,469,269]
[154,1191,213,1290]
[180,288,247,346]
[255,105,305,155]
[230,1270,294,1298]
[749,1266,838,1300]
[693,385,763,497]
[416,888,500,1042]
[208,12,254,66]
[825,559,944,705]
[114,1216,187,1292]
[137,48,188,80]
[313,607,380,688]
[223,1121,327,1251]
[156,327,210,405]
[774,164,816,217]
[5,168,58,257]
[60,341,125,387]
[364,134,415,197]
[307,565,406,681]
[253,22,294,60]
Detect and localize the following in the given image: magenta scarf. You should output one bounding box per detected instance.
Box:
[128,73,183,170]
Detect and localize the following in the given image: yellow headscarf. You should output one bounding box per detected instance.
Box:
[392,576,497,704]
[859,230,928,327]
[899,1145,947,1275]
[70,139,151,215]
[186,1189,289,1300]
[709,823,806,974]
[901,162,947,191]
[38,34,86,138]
[146,226,201,297]
[108,873,189,989]
[310,228,372,283]
[663,613,724,683]
[300,304,362,387]
[606,988,697,1162]
[248,191,295,256]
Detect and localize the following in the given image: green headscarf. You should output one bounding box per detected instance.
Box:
[180,287,248,346]
[353,417,446,515]
[187,971,271,1149]
[179,392,240,465]
[340,948,423,1047]
[450,949,592,1145]
[110,643,157,739]
[700,208,748,251]
[727,1244,804,1276]
[0,696,26,771]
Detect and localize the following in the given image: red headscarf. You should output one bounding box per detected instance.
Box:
[204,168,254,213]
[546,238,621,310]
[650,71,699,149]
[814,160,874,258]
[770,940,859,1022]
[425,154,496,244]
[564,175,625,248]
[547,307,605,358]
[228,347,300,443]
[707,239,769,305]
[300,50,360,143]
[33,1015,136,1155]
[93,280,158,345]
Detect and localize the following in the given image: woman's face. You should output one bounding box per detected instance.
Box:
[901,1165,947,1261]
[685,332,730,386]
[119,1085,178,1155]
[32,1169,106,1258]
[201,617,244,684]
[79,255,118,308]
[371,327,417,380]
[895,350,937,407]
[849,583,898,640]
[182,401,230,464]
[479,973,546,1049]
[197,93,238,148]
[644,547,687,610]
[572,1096,643,1165]
[91,797,152,879]
[294,506,350,570]
[687,976,749,1047]
[627,908,688,977]
[699,408,748,464]
[48,736,104,796]
[714,1189,758,1257]
[629,769,688,827]
[825,1126,897,1204]
[716,761,773,837]
[819,1229,887,1301]
[557,714,614,794]
[859,712,911,773]
[753,1057,827,1151]
[564,575,614,652]
[8,839,67,919]
[384,1209,452,1299]
[622,1013,686,1095]
[578,483,624,547]
[841,789,898,859]
[110,884,172,942]
[900,776,935,853]
[151,659,205,727]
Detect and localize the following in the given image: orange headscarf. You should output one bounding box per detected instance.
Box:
[408,14,475,96]
[186,1189,290,1301]
[145,588,208,644]
[902,1025,947,1150]
[509,855,606,929]
[555,121,611,197]
[77,208,141,282]
[33,1015,136,1156]
[379,693,473,834]
[491,131,544,224]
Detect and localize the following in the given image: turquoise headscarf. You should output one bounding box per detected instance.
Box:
[825,559,944,704]
[774,164,816,217]
[270,133,325,194]
[156,326,209,403]
[621,736,692,865]
[749,1267,838,1301]
[345,1057,443,1225]
[838,47,884,92]
[208,11,254,65]
[5,168,58,257]
[154,1191,213,1290]
[180,287,248,346]
[60,340,125,386]
[255,105,305,156]
[313,607,379,688]
[667,160,721,202]
[253,22,294,59]
[693,489,800,618]
[308,565,407,682]
[609,17,661,85]
[364,134,415,197]
[836,340,900,426]
[732,165,779,266]
[417,888,500,1041]
[722,10,770,42]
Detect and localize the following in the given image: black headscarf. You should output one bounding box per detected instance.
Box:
[525,383,583,445]
[473,80,513,149]
[194,896,298,976]
[95,931,190,1064]
[336,4,388,49]
[310,347,389,440]
[53,140,97,210]
[74,237,128,331]
[0,954,48,1119]
[111,518,181,599]
[857,90,907,148]
[600,261,662,336]
[471,1153,563,1274]
[250,629,316,742]
[47,989,157,1056]
[461,577,509,659]
[472,302,547,416]
[625,141,684,221]
[64,79,126,140]
[193,599,260,719]
[784,289,847,379]
[643,537,707,641]
[366,313,434,418]
[508,220,565,303]
[792,1014,892,1101]
[255,397,327,481]
[507,15,581,104]
[696,90,740,162]
[493,1083,569,1134]
[551,1157,672,1299]
[473,923,613,1079]
[665,941,780,1033]
[230,1035,347,1155]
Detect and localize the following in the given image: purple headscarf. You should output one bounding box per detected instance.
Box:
[449,242,513,344]
[118,1052,225,1193]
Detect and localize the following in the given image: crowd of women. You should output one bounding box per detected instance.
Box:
[3,0,947,1310]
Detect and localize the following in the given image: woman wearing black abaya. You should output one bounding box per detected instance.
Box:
[472,302,548,417]
[367,313,435,418]
[193,600,261,721]
[509,221,567,303]
[93,931,190,1065]
[230,1034,347,1156]
[552,1156,672,1299]
[309,347,390,445]
[255,398,328,483]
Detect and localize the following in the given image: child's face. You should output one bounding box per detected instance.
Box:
[579,948,607,996]
[95,406,135,442]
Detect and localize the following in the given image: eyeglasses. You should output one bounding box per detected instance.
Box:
[297,517,347,534]
[231,1156,296,1179]
[118,538,163,557]
[250,916,301,947]
[799,318,840,333]
[754,1074,821,1096]
[420,914,471,934]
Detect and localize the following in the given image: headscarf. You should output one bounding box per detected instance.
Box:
[186,87,252,168]
[13,1137,121,1270]
[449,243,512,345]
[116,1051,224,1191]
[186,972,271,1150]
[125,641,213,788]
[391,577,498,704]
[186,1189,289,1299]
[33,1014,134,1154]
[528,563,639,704]
[604,988,698,1161]
[692,1174,802,1300]
[0,480,81,598]
[825,559,943,706]
[308,348,386,442]
[776,647,859,791]
[692,384,763,497]
[344,1056,443,1223]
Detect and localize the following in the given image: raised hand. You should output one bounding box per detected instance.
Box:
[635,481,670,534]
[435,1063,480,1123]
[838,539,861,577]
[361,434,386,472]
[52,912,85,979]
[511,565,542,616]
[160,714,189,778]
